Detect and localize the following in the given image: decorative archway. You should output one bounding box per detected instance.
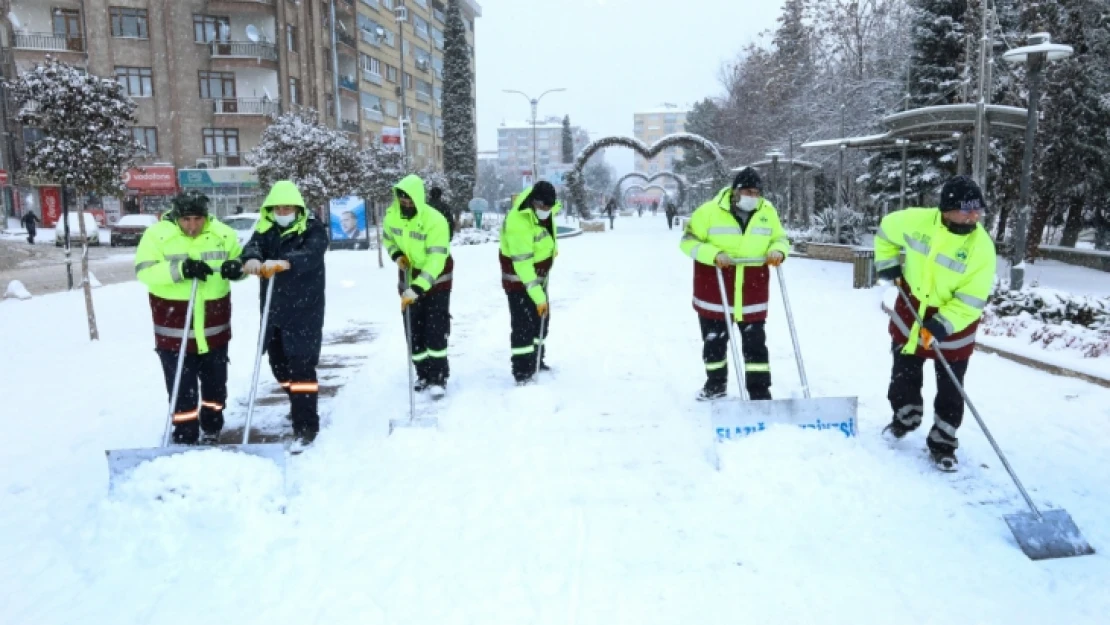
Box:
[620,184,672,210]
[612,171,687,210]
[566,133,728,218]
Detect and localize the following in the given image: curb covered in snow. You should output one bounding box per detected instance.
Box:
[976,343,1110,389]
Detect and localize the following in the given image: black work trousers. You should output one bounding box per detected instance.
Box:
[268,328,320,438]
[507,290,549,381]
[699,317,771,399]
[404,289,451,385]
[157,346,228,444]
[887,345,970,454]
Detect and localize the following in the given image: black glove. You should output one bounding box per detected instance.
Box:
[220,259,243,280]
[922,317,951,342]
[877,266,903,283]
[181,258,214,281]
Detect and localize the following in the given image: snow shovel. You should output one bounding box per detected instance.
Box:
[534,275,550,378]
[106,278,285,489]
[711,261,859,442]
[894,284,1093,560]
[234,273,291,466]
[388,271,438,434]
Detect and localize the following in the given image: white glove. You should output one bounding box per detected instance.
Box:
[244,259,262,275]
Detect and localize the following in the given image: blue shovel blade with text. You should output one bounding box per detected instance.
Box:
[711,396,859,442]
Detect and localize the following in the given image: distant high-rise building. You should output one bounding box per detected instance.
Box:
[633,103,687,199]
[496,116,593,193]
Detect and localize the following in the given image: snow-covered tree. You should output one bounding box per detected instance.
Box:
[442,0,476,205]
[356,142,405,209]
[582,160,615,207]
[6,56,142,341]
[416,166,449,200]
[475,159,505,208]
[246,108,360,214]
[561,115,574,164]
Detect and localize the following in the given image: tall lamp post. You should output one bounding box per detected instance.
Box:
[502,88,566,183]
[1001,32,1073,291]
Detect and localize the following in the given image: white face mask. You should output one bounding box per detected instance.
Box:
[738,195,759,212]
[535,209,552,220]
[273,213,296,227]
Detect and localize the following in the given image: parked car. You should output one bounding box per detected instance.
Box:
[54,212,101,247]
[110,213,160,247]
[221,212,262,247]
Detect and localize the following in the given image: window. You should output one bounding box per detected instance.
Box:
[382,0,394,8]
[132,127,158,155]
[416,142,427,156]
[384,99,398,117]
[361,91,382,112]
[404,72,413,89]
[413,15,429,39]
[111,7,148,39]
[193,15,229,43]
[360,53,381,75]
[203,128,239,156]
[115,66,154,97]
[386,65,398,83]
[199,71,235,99]
[286,24,298,52]
[416,78,432,96]
[324,48,332,72]
[289,77,300,106]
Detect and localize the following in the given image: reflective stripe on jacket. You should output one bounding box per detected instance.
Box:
[679,187,789,322]
[381,174,453,293]
[498,187,560,304]
[875,207,996,361]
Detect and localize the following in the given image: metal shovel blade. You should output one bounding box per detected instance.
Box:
[712,396,859,442]
[106,443,288,491]
[388,416,439,434]
[1003,509,1096,561]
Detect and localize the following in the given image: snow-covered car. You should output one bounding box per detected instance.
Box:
[221,212,262,247]
[54,212,100,247]
[110,214,160,247]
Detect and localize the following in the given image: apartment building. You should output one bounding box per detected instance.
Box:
[632,103,687,198]
[1,0,480,221]
[496,117,591,192]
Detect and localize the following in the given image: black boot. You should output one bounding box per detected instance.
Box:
[696,383,727,401]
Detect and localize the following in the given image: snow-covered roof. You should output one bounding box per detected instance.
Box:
[498,121,563,131]
[635,107,690,116]
[463,0,483,18]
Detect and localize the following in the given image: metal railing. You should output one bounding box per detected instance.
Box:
[339,75,358,91]
[414,91,431,104]
[416,122,431,135]
[14,32,85,52]
[336,29,356,48]
[363,107,384,122]
[198,153,243,167]
[340,119,359,133]
[211,97,281,118]
[209,40,278,62]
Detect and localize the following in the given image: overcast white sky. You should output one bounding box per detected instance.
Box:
[472,0,786,175]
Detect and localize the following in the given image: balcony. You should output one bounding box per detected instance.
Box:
[433,8,446,23]
[415,91,431,104]
[198,153,243,167]
[363,107,384,123]
[340,119,359,133]
[211,97,281,118]
[336,29,356,49]
[337,0,355,13]
[339,75,358,92]
[209,40,278,62]
[362,69,383,86]
[417,122,431,135]
[14,32,85,53]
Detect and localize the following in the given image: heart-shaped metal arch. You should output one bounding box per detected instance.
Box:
[566,133,728,218]
[620,184,672,209]
[612,171,687,209]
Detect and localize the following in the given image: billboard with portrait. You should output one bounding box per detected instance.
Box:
[329,196,369,242]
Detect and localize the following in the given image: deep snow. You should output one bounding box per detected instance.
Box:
[2,217,1109,625]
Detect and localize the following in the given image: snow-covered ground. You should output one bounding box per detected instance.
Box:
[2,218,1109,625]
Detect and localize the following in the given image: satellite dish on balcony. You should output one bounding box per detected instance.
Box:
[245,24,260,43]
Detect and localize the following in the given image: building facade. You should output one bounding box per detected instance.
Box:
[0,0,480,222]
[495,117,590,193]
[632,102,686,200]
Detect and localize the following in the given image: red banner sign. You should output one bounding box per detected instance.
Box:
[123,166,177,192]
[40,186,62,227]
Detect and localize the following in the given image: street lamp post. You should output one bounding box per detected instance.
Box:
[1001,33,1073,291]
[503,88,566,183]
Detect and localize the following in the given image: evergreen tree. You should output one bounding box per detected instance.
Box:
[864,0,968,207]
[442,0,476,204]
[7,57,142,341]
[674,98,722,178]
[561,115,574,164]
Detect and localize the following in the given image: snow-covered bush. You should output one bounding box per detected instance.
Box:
[982,285,1110,358]
[452,227,498,246]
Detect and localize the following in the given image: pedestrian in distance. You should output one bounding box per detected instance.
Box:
[21,210,40,245]
[679,167,789,402]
